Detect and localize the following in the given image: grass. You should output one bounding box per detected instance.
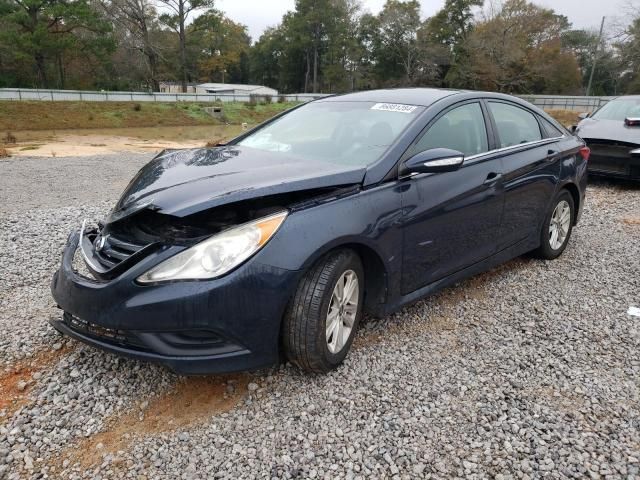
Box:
[220,101,297,124]
[0,100,300,132]
[546,109,581,128]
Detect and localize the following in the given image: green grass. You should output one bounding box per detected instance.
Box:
[0,100,300,132]
[221,101,298,124]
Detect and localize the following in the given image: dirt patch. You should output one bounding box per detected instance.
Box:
[54,374,249,473]
[7,133,203,157]
[5,125,243,157]
[0,346,72,421]
[622,216,640,226]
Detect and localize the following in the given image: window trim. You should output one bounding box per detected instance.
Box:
[464,136,564,164]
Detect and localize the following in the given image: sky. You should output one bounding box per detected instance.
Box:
[215,0,629,42]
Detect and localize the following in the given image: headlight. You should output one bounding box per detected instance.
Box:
[137,211,287,283]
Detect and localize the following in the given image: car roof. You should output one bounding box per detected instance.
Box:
[318,88,463,107]
[611,95,640,100]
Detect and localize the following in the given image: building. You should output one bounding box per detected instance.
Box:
[158,82,197,93]
[196,83,278,96]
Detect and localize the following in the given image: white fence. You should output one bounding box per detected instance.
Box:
[0,88,328,103]
[0,88,613,112]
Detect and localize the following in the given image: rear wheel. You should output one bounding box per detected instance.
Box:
[282,249,364,373]
[533,190,575,260]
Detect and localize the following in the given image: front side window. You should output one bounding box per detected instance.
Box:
[237,101,423,167]
[489,102,542,148]
[411,102,489,157]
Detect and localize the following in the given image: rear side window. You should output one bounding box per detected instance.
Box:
[412,102,489,157]
[489,102,542,148]
[540,117,564,138]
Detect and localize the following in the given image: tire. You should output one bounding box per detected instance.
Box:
[282,249,364,373]
[532,190,575,260]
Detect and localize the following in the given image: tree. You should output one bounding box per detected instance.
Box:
[249,0,359,93]
[249,27,285,89]
[375,0,422,84]
[158,0,214,92]
[102,0,162,90]
[0,0,113,88]
[451,0,581,93]
[189,11,251,83]
[423,0,482,85]
[616,17,640,93]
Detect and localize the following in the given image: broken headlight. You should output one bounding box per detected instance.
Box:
[137,211,287,283]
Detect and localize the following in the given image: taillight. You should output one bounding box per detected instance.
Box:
[579,146,590,161]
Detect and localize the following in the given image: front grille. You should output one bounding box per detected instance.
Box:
[62,312,148,351]
[89,232,146,270]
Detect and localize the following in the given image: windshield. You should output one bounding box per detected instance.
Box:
[592,98,640,121]
[237,101,423,167]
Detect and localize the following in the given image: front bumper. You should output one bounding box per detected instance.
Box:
[51,231,300,374]
[586,141,640,180]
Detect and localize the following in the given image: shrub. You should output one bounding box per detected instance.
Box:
[133,103,142,111]
[245,94,258,108]
[205,138,224,148]
[278,95,286,103]
[0,146,10,158]
[263,94,273,105]
[4,132,16,144]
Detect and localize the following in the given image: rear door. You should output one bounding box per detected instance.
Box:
[485,101,562,250]
[399,101,505,294]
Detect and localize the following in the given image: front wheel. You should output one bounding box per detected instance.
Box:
[282,249,364,373]
[533,190,575,260]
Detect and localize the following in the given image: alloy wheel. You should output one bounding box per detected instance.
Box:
[326,270,359,354]
[549,200,571,250]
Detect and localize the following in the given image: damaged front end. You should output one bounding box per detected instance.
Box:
[77,184,360,283]
[50,145,366,373]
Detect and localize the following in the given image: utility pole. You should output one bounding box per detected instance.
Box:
[586,16,606,97]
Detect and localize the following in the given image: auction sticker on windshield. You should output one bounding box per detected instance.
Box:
[371,103,418,113]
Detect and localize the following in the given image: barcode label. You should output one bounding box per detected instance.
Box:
[371,103,418,113]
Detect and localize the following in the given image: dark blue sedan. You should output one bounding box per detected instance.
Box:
[51,89,589,374]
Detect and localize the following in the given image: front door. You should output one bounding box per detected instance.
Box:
[400,101,505,295]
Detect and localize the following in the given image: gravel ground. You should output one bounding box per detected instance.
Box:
[0,154,639,479]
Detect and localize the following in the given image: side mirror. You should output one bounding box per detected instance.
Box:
[405,148,465,174]
[625,117,640,127]
[578,112,590,120]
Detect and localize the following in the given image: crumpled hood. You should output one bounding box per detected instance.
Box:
[109,146,366,221]
[576,118,640,145]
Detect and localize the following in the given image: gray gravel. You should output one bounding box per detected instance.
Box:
[1,154,639,479]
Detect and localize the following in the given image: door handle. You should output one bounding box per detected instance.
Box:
[546,149,559,161]
[483,172,503,185]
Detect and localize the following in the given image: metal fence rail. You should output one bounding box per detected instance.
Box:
[0,88,328,103]
[518,95,614,112]
[0,88,613,112]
